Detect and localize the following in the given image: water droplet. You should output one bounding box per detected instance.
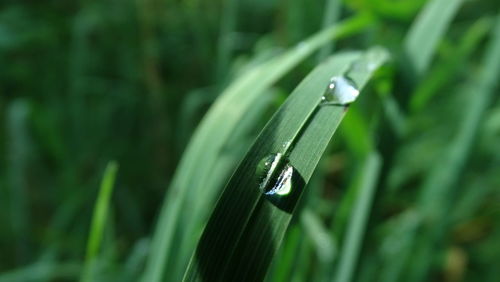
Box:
[321,76,359,106]
[256,154,304,213]
[264,164,294,196]
[256,153,283,192]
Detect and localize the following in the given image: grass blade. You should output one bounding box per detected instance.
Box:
[317,0,342,62]
[333,152,382,282]
[404,0,465,76]
[265,224,303,282]
[80,161,118,282]
[409,17,493,111]
[301,209,336,265]
[142,14,374,282]
[183,47,388,281]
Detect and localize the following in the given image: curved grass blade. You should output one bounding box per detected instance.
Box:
[141,14,374,282]
[171,88,278,280]
[183,47,388,282]
[80,161,118,282]
[404,0,465,77]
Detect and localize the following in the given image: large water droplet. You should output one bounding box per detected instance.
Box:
[256,154,303,213]
[264,164,294,196]
[321,76,359,106]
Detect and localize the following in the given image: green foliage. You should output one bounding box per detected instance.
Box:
[184,48,388,281]
[142,14,372,282]
[1,0,499,281]
[81,161,118,282]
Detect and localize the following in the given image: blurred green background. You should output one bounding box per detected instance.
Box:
[0,0,499,281]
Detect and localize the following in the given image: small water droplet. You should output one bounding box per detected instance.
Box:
[321,76,359,106]
[256,154,303,213]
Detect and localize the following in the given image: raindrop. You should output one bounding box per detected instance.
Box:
[256,154,303,213]
[263,164,294,196]
[321,76,359,106]
[256,153,284,193]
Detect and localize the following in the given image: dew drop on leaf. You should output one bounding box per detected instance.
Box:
[263,164,294,196]
[256,154,303,213]
[256,153,284,193]
[321,76,359,106]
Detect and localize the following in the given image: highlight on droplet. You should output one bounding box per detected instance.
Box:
[256,154,303,213]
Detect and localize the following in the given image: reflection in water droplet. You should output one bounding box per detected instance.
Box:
[256,154,303,213]
[264,164,293,196]
[256,153,283,193]
[321,76,359,106]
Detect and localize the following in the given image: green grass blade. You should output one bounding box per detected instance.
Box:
[409,17,493,111]
[265,224,303,282]
[80,161,118,282]
[170,88,277,280]
[301,209,336,265]
[330,148,378,245]
[142,14,374,282]
[333,152,382,282]
[183,47,388,281]
[404,0,465,76]
[317,0,342,62]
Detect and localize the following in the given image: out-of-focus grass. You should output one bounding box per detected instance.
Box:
[81,161,118,282]
[0,0,499,281]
